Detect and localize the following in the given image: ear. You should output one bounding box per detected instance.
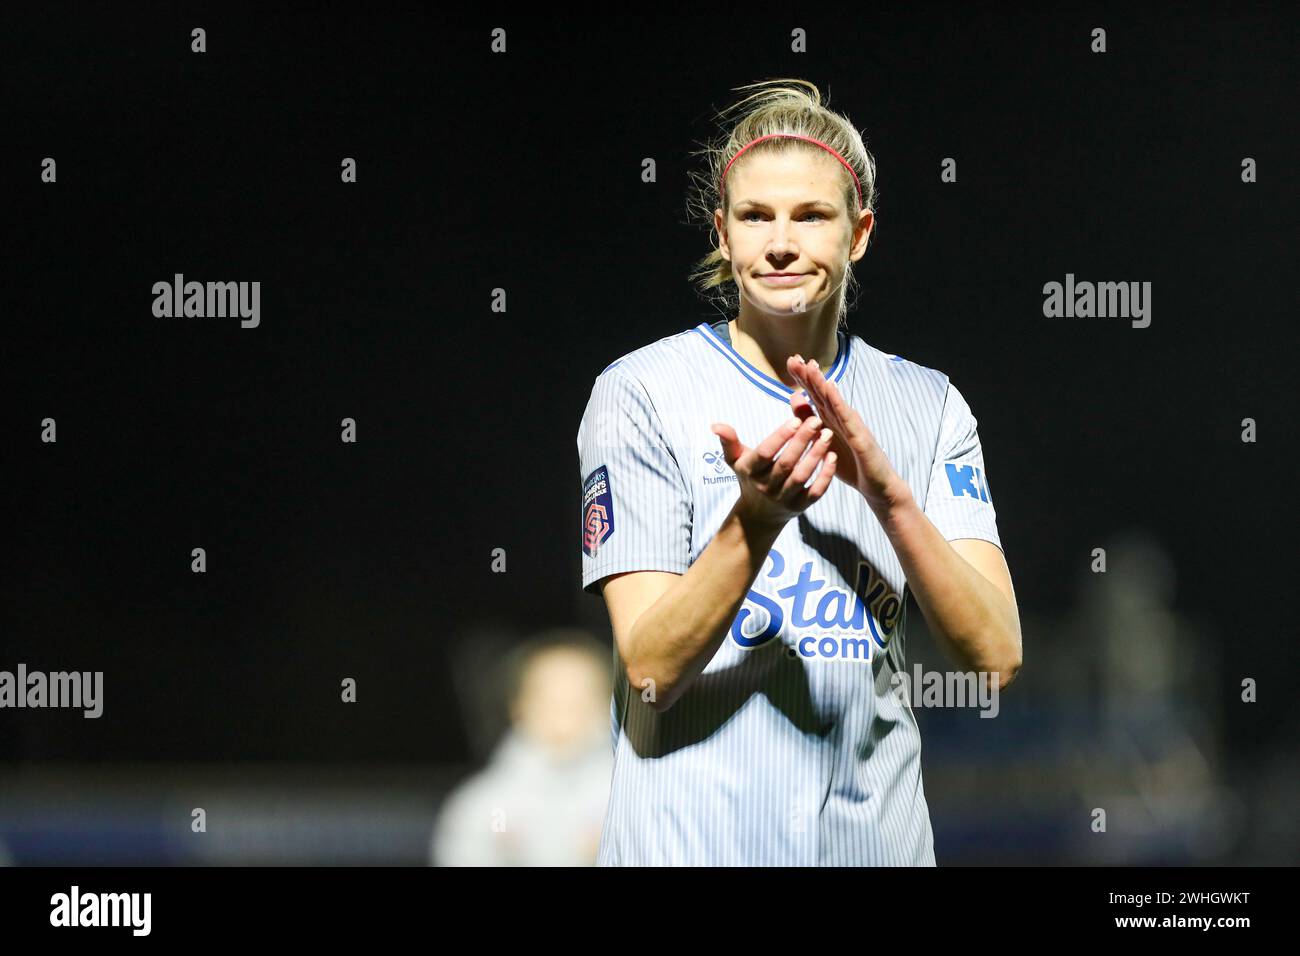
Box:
[849,208,874,262]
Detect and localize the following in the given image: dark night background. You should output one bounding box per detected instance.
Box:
[1,4,1295,864]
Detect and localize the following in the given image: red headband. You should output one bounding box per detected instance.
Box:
[720,133,865,209]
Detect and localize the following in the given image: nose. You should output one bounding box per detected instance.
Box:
[767,217,796,258]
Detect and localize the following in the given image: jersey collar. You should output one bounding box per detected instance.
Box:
[691,321,850,403]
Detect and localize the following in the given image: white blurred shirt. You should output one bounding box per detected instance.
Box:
[431,727,612,866]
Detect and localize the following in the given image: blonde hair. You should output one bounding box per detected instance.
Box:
[685,78,877,326]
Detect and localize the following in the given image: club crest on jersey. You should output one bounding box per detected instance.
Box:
[582,465,614,557]
[944,462,991,503]
[730,546,903,663]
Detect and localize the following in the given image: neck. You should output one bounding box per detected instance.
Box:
[729,310,840,388]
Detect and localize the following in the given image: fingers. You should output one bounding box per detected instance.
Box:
[791,450,838,508]
[787,426,834,488]
[767,415,824,487]
[718,410,837,523]
[749,415,808,473]
[710,423,743,467]
[792,359,856,441]
[791,357,829,391]
[790,362,830,420]
[786,354,813,392]
[809,361,854,423]
[815,368,852,423]
[788,387,815,418]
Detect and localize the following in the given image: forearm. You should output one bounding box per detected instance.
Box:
[874,488,1022,686]
[625,501,782,712]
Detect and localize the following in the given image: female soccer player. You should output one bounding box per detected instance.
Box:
[577,78,1022,866]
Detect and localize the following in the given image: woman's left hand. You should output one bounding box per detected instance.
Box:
[786,355,910,512]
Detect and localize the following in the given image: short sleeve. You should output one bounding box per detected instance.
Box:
[922,382,1002,550]
[577,364,692,594]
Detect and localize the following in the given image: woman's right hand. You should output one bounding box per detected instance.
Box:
[710,414,838,533]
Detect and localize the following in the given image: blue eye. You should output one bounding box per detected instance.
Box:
[741,211,826,223]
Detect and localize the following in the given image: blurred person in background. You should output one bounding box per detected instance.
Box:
[430,628,613,866]
[1073,531,1241,863]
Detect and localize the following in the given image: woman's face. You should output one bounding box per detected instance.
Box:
[511,648,608,757]
[715,148,873,319]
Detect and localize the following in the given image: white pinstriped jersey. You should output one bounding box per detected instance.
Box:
[577,319,1002,866]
